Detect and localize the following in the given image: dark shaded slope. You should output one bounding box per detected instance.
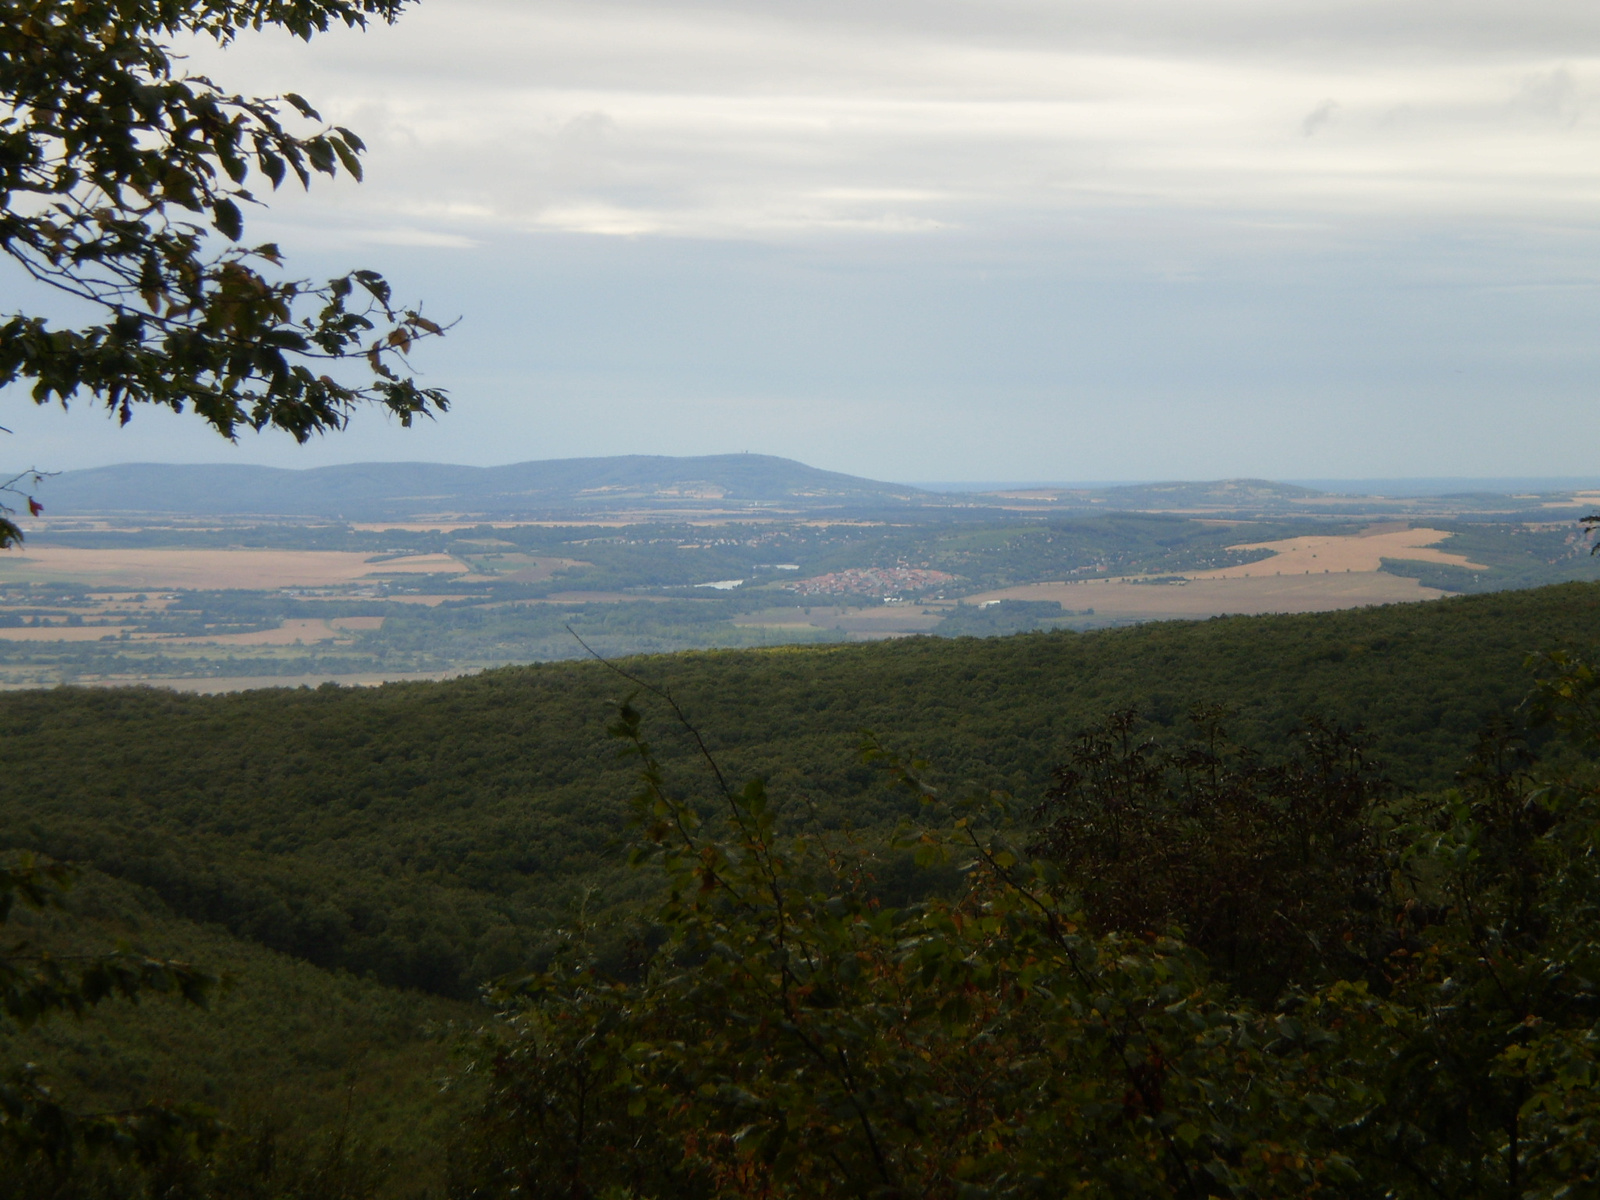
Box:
[0,867,470,1194]
[0,584,1595,996]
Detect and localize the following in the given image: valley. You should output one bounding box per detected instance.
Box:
[7,0,1597,1187]
[5,458,1600,1194]
[0,457,1594,687]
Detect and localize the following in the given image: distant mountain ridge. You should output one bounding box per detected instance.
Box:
[20,458,1587,522]
[29,455,932,518]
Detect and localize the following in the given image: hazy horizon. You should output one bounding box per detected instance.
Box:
[18,456,1600,499]
[5,0,1599,482]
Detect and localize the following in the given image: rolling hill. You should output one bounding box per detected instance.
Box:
[29,456,1593,522]
[29,454,934,518]
[2,581,1596,998]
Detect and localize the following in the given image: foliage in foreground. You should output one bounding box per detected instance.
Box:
[0,0,448,545]
[456,659,1600,1199]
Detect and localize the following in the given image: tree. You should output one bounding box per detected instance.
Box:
[454,703,1366,1199]
[1,1,441,1180]
[457,672,1600,1199]
[0,0,450,546]
[1029,705,1390,1001]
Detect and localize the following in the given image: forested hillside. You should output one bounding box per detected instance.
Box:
[1,584,1595,998]
[5,583,1600,1197]
[0,866,472,1195]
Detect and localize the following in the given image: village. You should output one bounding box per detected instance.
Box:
[785,566,958,599]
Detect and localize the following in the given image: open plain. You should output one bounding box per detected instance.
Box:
[0,547,470,589]
[0,485,1594,689]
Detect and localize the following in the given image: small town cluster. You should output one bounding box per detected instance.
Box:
[785,566,958,598]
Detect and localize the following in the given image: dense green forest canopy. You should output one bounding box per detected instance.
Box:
[1,583,1595,999]
[4,582,1600,1195]
[454,647,1600,1199]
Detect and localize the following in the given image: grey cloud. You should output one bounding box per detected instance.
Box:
[1301,99,1339,136]
[435,0,1600,70]
[210,1,1600,100]
[173,0,1600,284]
[31,1,1580,489]
[1512,67,1583,125]
[18,0,1600,489]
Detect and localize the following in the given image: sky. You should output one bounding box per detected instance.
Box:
[7,0,1600,482]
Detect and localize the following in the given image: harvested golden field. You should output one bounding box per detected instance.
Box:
[0,625,134,642]
[0,548,466,589]
[967,572,1444,619]
[1196,526,1486,579]
[127,615,388,648]
[963,526,1476,621]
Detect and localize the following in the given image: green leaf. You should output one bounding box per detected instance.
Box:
[258,149,287,188]
[212,198,243,241]
[282,92,322,121]
[332,136,363,181]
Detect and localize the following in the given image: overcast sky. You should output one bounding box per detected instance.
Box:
[8,0,1600,482]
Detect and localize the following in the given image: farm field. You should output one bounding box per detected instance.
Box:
[733,604,952,638]
[0,624,139,641]
[0,501,1594,688]
[967,571,1444,619]
[0,546,470,589]
[155,616,386,646]
[1192,526,1487,578]
[965,525,1486,620]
